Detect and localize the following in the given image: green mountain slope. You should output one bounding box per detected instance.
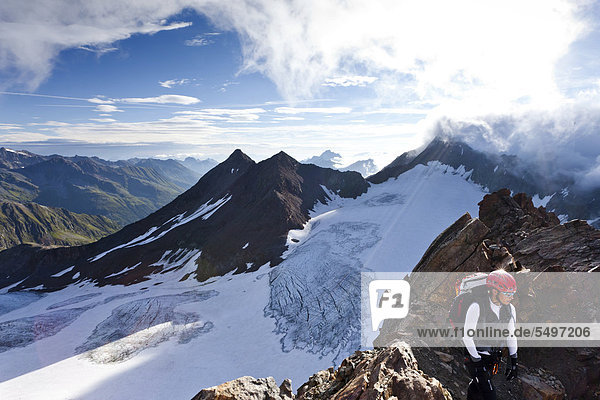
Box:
[0,201,120,250]
[0,149,204,226]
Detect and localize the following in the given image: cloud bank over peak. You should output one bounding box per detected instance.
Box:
[430,104,600,190]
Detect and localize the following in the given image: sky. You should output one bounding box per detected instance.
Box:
[1,0,600,171]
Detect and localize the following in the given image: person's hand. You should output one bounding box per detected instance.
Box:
[505,357,518,381]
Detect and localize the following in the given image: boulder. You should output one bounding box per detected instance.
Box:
[192,376,293,400]
[520,372,566,400]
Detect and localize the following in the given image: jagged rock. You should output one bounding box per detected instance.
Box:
[378,190,600,399]
[511,219,600,272]
[520,372,566,400]
[279,379,294,399]
[193,344,451,400]
[478,189,560,247]
[191,376,293,400]
[296,342,451,400]
[412,213,491,274]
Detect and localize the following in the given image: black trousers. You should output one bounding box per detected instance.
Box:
[465,353,499,400]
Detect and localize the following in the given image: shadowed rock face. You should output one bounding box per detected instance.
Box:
[191,342,451,400]
[378,189,600,399]
[0,150,368,291]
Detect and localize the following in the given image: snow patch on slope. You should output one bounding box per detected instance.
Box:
[90,195,231,262]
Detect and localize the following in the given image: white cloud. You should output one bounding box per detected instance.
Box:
[184,32,221,47]
[366,108,430,115]
[275,107,352,114]
[0,124,23,130]
[159,79,190,88]
[0,1,192,90]
[1,1,588,110]
[194,0,587,106]
[273,116,305,121]
[184,37,211,47]
[28,120,71,126]
[95,104,123,113]
[7,114,417,168]
[219,80,239,93]
[322,75,378,87]
[174,108,265,122]
[429,104,600,189]
[121,95,200,105]
[88,97,115,104]
[90,118,116,123]
[78,44,118,55]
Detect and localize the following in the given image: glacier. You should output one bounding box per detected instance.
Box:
[0,162,486,399]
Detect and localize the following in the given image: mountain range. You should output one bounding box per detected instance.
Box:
[369,137,600,228]
[0,148,216,250]
[0,137,598,399]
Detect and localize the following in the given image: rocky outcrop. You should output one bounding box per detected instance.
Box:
[378,189,600,399]
[479,189,600,273]
[479,189,560,247]
[192,376,293,400]
[297,342,450,400]
[192,343,451,400]
[520,370,566,400]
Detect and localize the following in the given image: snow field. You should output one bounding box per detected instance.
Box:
[0,161,487,399]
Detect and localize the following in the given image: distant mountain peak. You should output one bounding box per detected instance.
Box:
[0,149,369,291]
[224,149,253,164]
[319,149,342,158]
[267,151,299,167]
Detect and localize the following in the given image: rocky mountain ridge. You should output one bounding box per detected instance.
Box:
[190,189,599,400]
[376,189,600,399]
[368,137,600,228]
[0,149,368,291]
[0,147,220,249]
[192,342,450,400]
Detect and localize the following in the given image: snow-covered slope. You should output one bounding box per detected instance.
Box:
[0,162,486,399]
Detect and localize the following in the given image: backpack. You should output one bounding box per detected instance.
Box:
[448,273,489,328]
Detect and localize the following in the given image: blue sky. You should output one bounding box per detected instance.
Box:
[1,1,600,170]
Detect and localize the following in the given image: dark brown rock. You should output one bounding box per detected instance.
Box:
[520,372,566,400]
